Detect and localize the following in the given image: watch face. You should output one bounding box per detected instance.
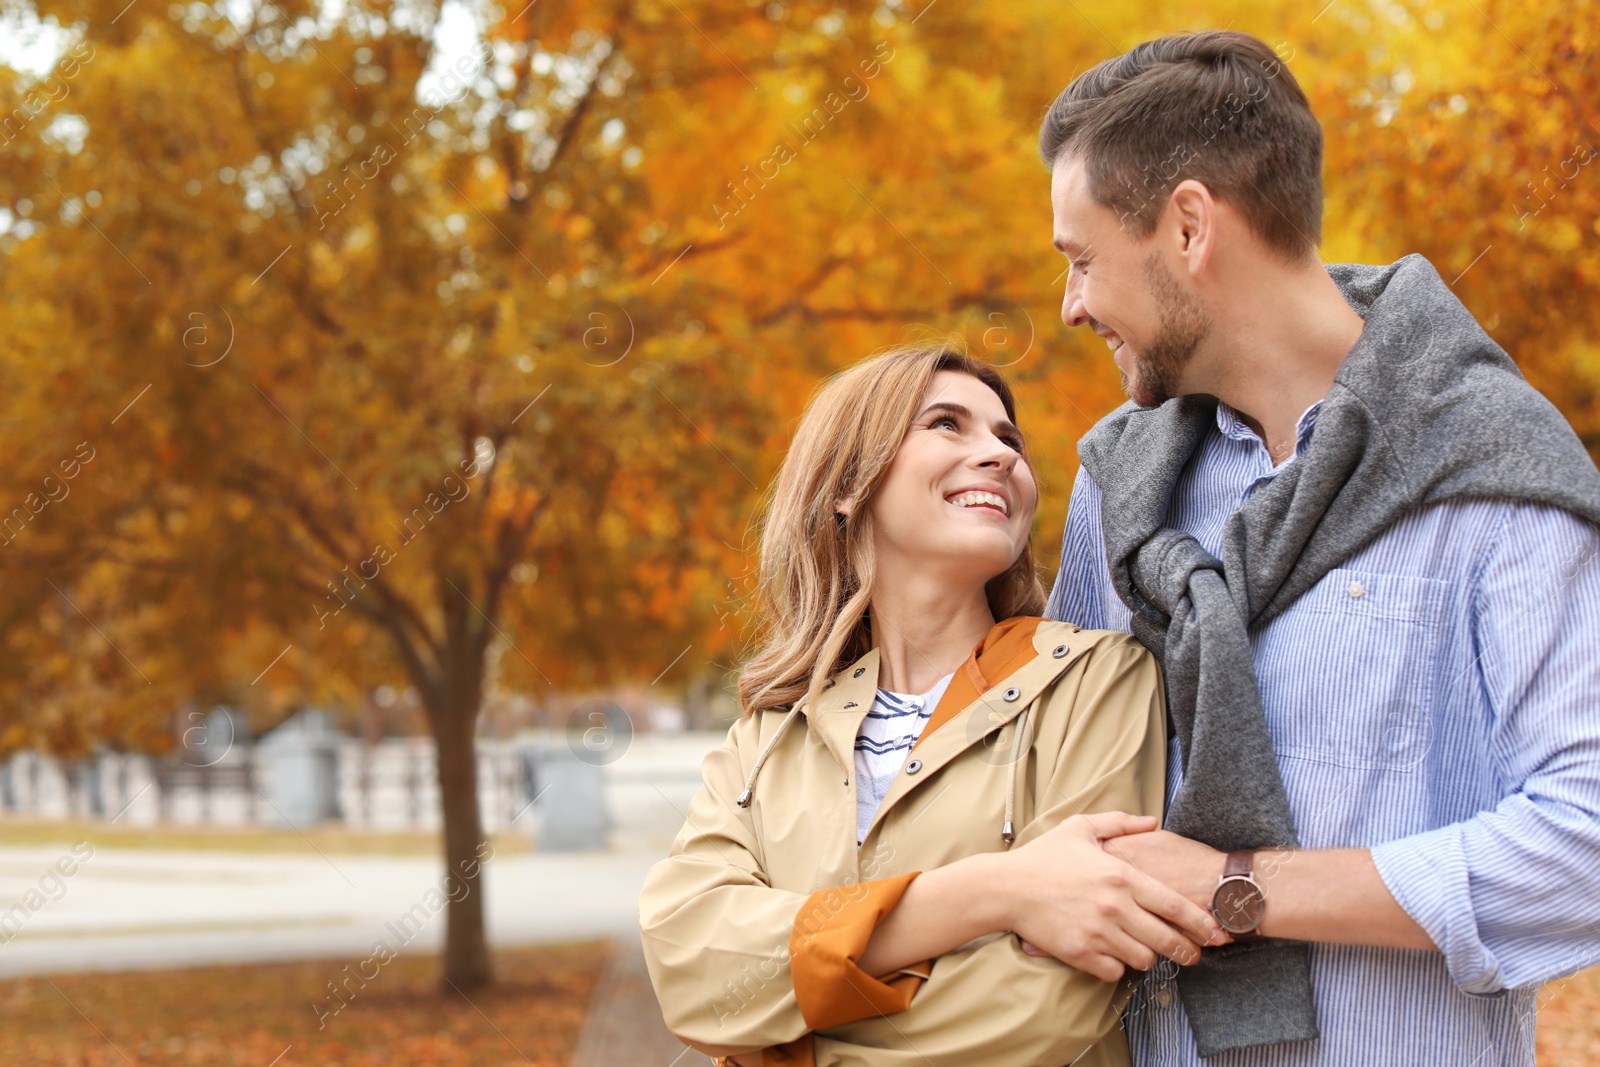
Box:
[1213,878,1266,934]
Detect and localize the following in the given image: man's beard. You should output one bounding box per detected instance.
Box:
[1120,252,1210,408]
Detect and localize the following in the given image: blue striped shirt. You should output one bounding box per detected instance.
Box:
[1046,399,1600,1067]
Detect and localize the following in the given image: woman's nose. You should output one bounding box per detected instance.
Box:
[977,441,1019,472]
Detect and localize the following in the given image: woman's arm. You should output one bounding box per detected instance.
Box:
[811,635,1214,1067]
[855,811,1213,981]
[855,637,1218,983]
[639,713,817,1059]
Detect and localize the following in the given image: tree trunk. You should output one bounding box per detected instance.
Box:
[431,656,493,991]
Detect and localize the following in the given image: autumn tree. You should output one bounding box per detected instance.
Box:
[3,0,1597,994]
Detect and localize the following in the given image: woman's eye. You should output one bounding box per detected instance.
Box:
[931,415,959,431]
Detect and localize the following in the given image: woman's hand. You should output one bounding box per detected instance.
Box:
[998,812,1223,982]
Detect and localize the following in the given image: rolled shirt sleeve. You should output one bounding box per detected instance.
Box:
[1371,504,1600,993]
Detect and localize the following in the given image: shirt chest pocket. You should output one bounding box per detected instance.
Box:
[1253,567,1451,771]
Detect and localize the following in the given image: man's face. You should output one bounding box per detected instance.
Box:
[1049,153,1211,407]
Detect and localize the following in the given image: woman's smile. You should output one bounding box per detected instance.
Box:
[944,485,1011,518]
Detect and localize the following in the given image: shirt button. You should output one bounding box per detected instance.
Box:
[1347,581,1366,599]
[1156,988,1173,1007]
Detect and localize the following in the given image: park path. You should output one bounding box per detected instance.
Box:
[0,844,659,978]
[570,931,699,1067]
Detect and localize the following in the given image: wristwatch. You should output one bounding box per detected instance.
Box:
[1210,850,1266,940]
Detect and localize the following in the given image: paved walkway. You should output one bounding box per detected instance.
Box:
[571,932,701,1067]
[0,844,661,978]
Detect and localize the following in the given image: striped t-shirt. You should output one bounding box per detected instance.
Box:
[854,672,953,846]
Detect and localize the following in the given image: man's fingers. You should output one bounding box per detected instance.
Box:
[1084,811,1160,841]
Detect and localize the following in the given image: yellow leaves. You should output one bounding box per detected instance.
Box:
[1541,218,1584,254]
[4,0,1597,733]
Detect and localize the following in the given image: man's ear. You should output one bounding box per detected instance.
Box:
[1167,178,1217,276]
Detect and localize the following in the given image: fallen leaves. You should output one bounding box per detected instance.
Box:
[0,940,607,1066]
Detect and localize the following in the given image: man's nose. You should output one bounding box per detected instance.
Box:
[1061,273,1089,328]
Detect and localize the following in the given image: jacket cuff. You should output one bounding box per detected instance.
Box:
[789,872,932,1029]
[712,1032,818,1066]
[716,1036,819,1067]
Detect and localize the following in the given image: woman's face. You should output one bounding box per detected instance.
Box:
[861,369,1038,587]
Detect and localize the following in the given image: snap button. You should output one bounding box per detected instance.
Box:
[1003,687,1021,702]
[1052,644,1069,658]
[905,759,922,775]
[1347,581,1365,599]
[853,667,865,678]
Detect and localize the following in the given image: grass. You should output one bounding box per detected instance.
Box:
[0,818,532,856]
[0,941,608,1066]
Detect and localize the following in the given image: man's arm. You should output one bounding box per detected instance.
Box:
[1109,505,1600,989]
[1103,835,1435,949]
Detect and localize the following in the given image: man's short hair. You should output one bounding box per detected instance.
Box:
[1039,30,1323,261]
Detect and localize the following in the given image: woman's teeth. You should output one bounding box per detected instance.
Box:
[948,491,1008,515]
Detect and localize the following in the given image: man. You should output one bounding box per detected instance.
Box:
[1036,29,1600,1065]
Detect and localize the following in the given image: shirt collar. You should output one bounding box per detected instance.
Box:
[1215,398,1325,465]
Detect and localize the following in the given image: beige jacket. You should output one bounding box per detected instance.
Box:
[639,616,1167,1067]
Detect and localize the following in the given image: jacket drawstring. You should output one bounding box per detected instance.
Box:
[736,692,1033,842]
[1001,705,1032,845]
[737,705,805,807]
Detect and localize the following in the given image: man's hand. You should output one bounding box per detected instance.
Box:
[1102,828,1229,911]
[1000,812,1224,982]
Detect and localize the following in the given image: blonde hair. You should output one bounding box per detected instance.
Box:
[737,342,1046,715]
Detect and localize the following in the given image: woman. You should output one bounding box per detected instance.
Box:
[639,344,1219,1067]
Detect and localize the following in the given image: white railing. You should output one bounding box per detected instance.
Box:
[0,732,722,850]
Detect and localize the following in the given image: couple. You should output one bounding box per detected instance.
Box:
[641,30,1600,1067]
